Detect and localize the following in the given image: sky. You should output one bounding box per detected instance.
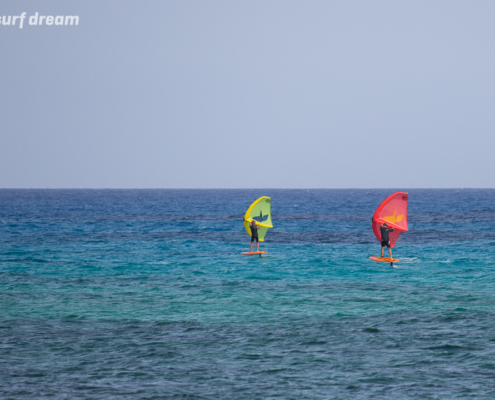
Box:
[1,1,494,188]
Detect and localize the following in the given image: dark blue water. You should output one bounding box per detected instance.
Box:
[1,189,495,399]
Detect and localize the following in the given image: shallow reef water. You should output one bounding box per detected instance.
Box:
[1,189,495,399]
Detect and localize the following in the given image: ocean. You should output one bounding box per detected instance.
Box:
[1,189,495,399]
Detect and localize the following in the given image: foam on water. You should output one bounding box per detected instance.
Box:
[1,189,495,399]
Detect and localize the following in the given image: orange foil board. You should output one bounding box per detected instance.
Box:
[241,251,267,256]
[369,256,399,263]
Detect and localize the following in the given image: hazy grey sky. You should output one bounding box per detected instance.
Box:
[1,1,494,188]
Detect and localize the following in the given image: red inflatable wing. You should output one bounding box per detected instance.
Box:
[372,192,408,248]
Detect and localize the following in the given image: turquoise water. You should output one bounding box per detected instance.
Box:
[1,189,495,399]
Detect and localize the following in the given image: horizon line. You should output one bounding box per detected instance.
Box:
[0,187,494,190]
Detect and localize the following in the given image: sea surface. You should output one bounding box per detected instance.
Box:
[1,189,495,399]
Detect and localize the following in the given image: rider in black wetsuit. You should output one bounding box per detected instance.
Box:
[250,220,260,252]
[380,223,394,261]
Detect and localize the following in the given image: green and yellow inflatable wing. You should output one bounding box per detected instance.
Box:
[244,197,273,241]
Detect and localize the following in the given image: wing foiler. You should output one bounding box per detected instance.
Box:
[244,197,273,241]
[372,192,408,247]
